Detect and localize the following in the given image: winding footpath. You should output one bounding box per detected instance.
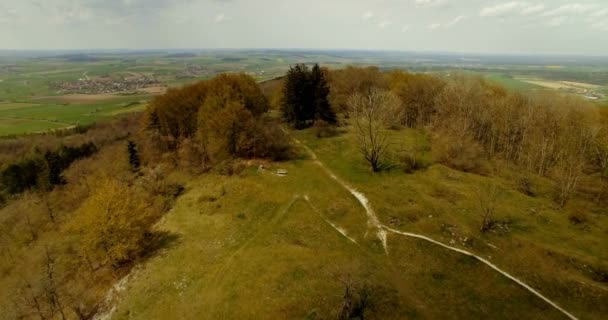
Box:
[293,137,579,320]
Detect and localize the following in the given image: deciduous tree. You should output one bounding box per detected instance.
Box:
[348,89,400,172]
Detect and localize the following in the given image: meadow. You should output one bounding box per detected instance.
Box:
[107,126,606,319]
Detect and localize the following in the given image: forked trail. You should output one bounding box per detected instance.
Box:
[293,137,578,320]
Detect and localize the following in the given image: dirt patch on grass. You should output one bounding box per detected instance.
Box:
[517,78,602,91]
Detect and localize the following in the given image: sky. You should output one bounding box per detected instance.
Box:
[0,0,607,55]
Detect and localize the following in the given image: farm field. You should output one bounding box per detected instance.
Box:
[1,50,608,135]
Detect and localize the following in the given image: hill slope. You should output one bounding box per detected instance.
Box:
[105,128,607,319]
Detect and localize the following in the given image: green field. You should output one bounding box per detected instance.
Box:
[0,117,68,135]
[484,73,544,91]
[1,50,608,136]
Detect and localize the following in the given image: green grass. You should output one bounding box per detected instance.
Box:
[108,127,606,319]
[292,127,608,319]
[484,73,543,91]
[0,118,69,135]
[0,98,150,135]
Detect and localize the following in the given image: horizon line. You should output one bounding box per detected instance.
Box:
[1,48,607,58]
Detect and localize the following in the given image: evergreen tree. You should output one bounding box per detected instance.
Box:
[127,141,141,173]
[282,64,312,129]
[311,64,336,124]
[282,63,336,129]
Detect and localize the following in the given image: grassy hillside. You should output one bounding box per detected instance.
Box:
[107,126,606,319]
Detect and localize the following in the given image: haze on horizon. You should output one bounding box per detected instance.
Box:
[0,0,607,55]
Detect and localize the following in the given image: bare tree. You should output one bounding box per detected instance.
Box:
[554,109,597,207]
[593,127,608,203]
[348,89,400,172]
[477,182,501,232]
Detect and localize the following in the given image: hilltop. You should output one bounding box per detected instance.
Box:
[0,65,606,320]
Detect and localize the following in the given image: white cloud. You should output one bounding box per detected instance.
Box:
[590,8,608,18]
[214,13,226,23]
[521,4,544,16]
[428,23,441,30]
[545,16,567,27]
[377,20,392,29]
[480,2,522,17]
[543,4,594,17]
[445,15,466,27]
[362,11,374,21]
[590,20,608,31]
[414,0,446,8]
[401,25,410,33]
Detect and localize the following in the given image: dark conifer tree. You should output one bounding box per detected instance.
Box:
[127,141,141,173]
[282,63,336,129]
[311,64,336,124]
[282,64,312,129]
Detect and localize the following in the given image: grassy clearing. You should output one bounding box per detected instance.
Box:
[107,128,605,319]
[292,127,607,319]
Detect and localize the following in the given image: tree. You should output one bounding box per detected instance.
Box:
[348,89,400,172]
[592,125,608,203]
[282,64,313,129]
[282,63,336,129]
[553,108,597,207]
[477,182,501,232]
[67,179,158,269]
[389,71,445,128]
[127,140,141,173]
[311,64,336,124]
[197,73,269,160]
[328,66,388,114]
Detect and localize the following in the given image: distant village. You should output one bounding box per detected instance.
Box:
[176,65,210,79]
[559,87,605,101]
[51,76,161,94]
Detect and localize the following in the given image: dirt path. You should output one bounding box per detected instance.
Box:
[294,137,579,320]
[303,195,359,245]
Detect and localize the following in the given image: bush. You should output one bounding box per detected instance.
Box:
[568,210,590,226]
[433,132,484,173]
[400,152,430,174]
[67,179,161,268]
[314,120,339,138]
[516,176,536,197]
[251,119,292,161]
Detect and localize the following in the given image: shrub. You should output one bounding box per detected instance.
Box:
[67,179,161,268]
[433,132,484,173]
[314,120,338,138]
[516,175,536,197]
[400,152,430,174]
[250,119,292,161]
[568,210,590,226]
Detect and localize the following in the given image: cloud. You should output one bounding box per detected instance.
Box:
[590,20,608,31]
[445,15,466,27]
[428,23,441,30]
[214,13,226,23]
[361,11,374,21]
[542,4,594,17]
[377,20,392,29]
[590,7,608,18]
[414,0,446,8]
[545,16,567,27]
[480,2,522,17]
[521,4,544,15]
[401,25,410,33]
